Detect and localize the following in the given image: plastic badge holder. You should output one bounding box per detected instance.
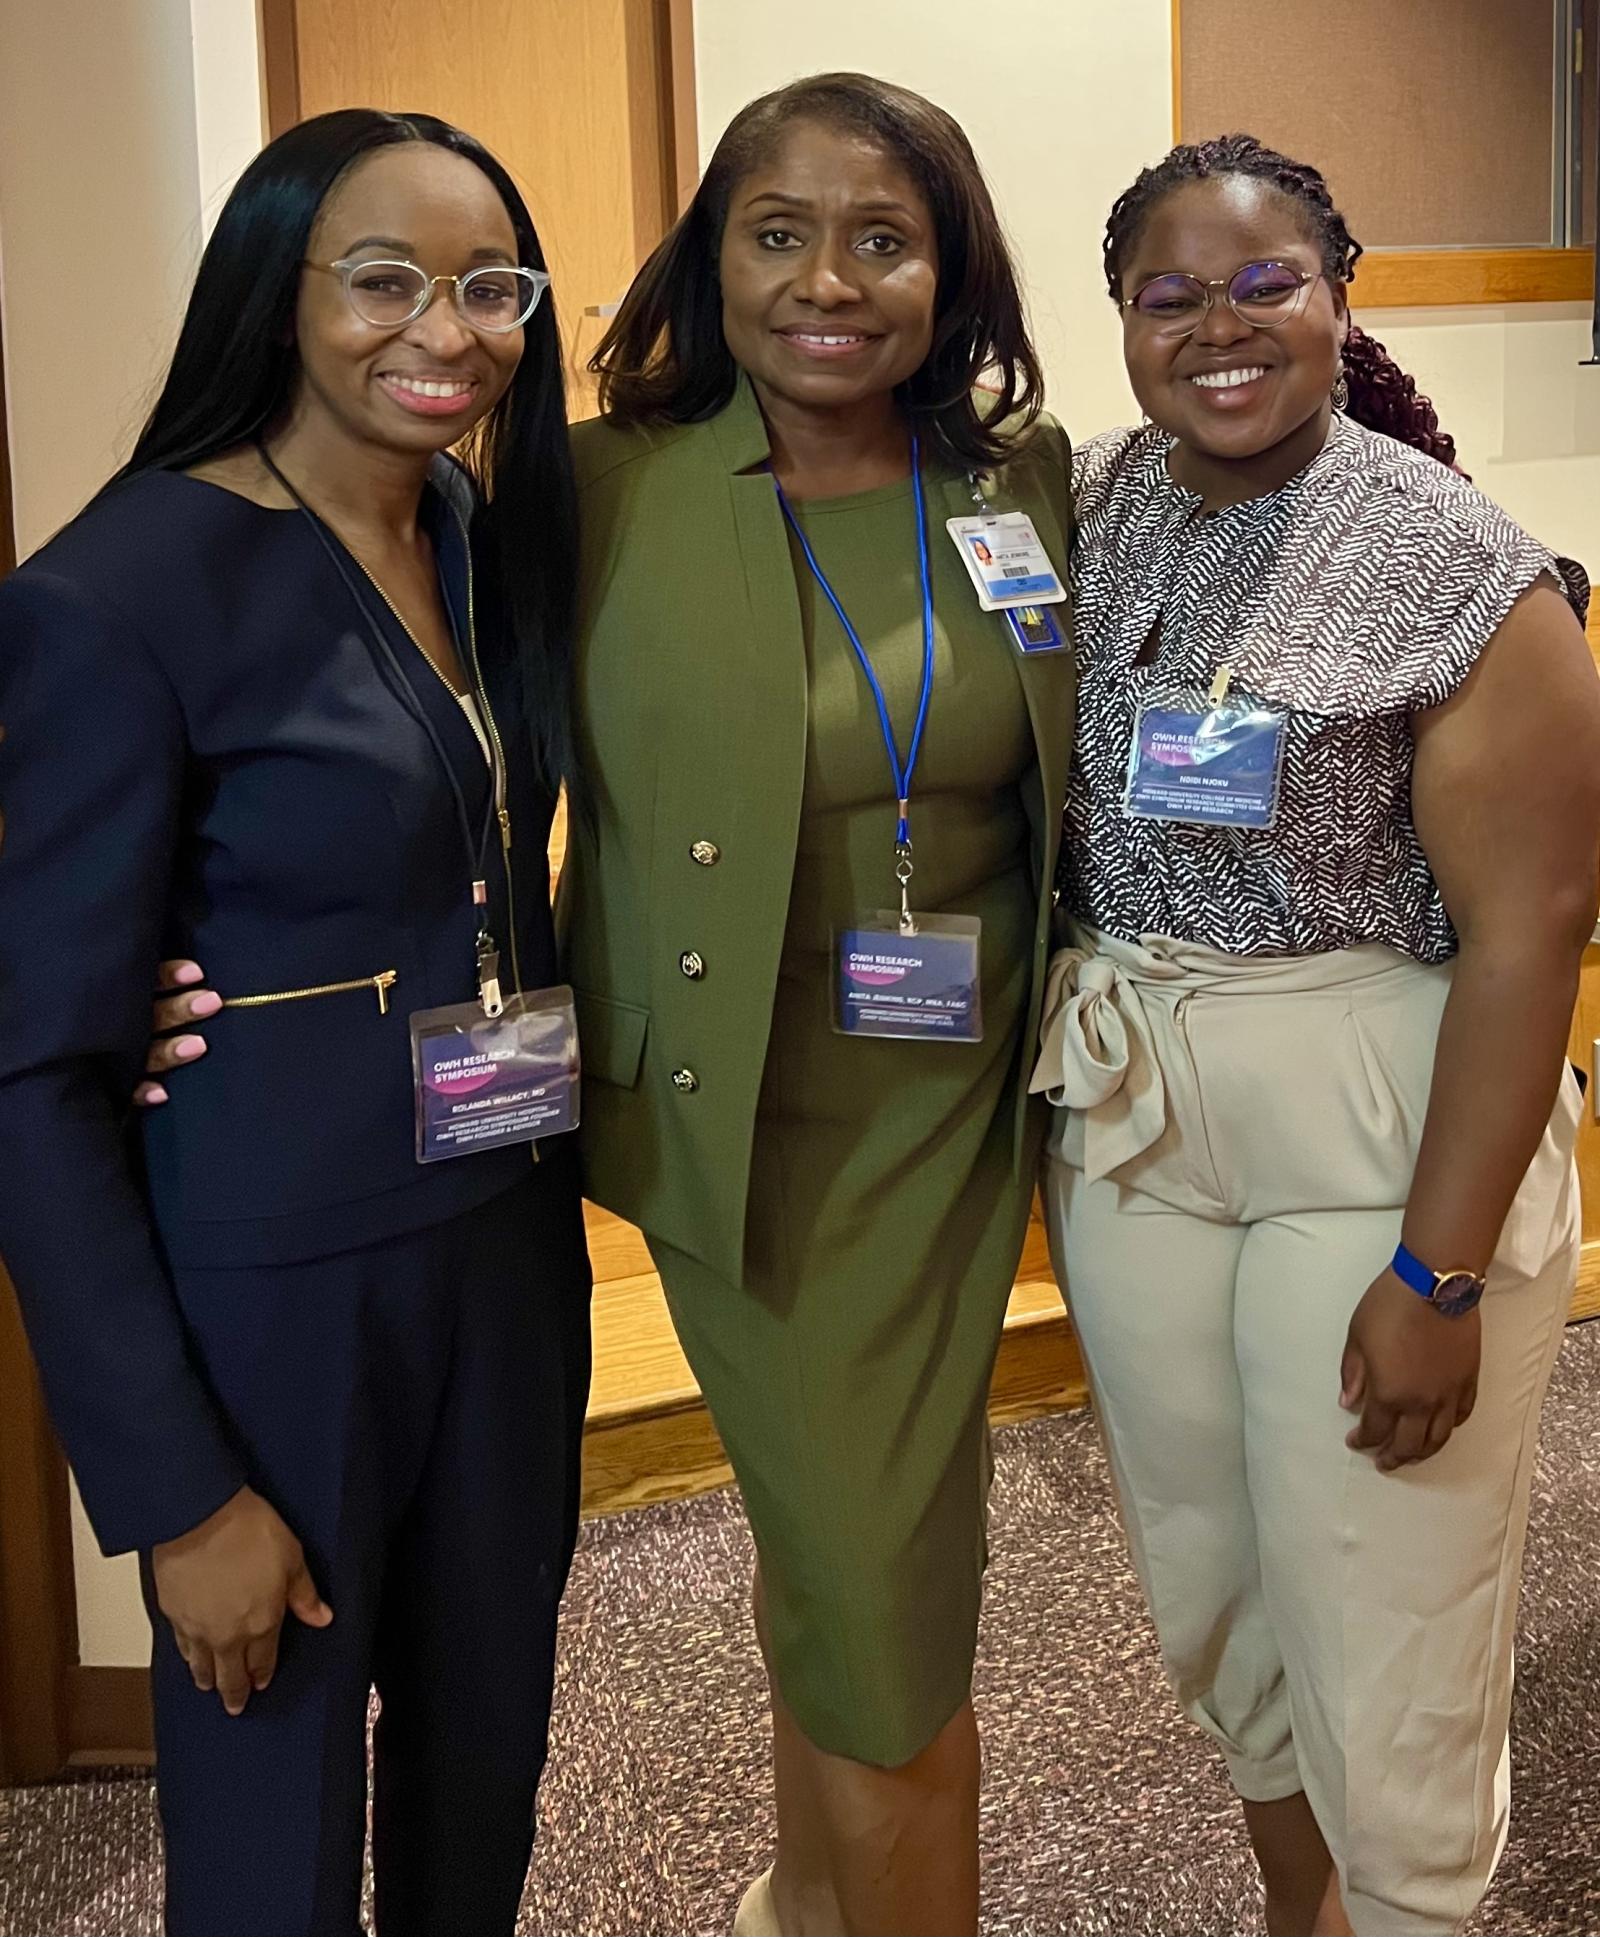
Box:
[834,913,983,1041]
[1124,684,1287,831]
[411,984,580,1162]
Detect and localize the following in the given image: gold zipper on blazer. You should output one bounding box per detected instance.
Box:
[222,971,399,1016]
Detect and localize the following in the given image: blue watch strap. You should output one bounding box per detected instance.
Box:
[1391,1242,1437,1299]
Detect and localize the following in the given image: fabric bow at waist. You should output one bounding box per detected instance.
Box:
[1029,925,1441,1184]
[1027,944,1171,1181]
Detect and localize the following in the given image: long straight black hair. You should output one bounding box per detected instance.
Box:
[116,108,577,789]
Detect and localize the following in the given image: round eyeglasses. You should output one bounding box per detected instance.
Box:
[308,257,552,334]
[1122,260,1323,339]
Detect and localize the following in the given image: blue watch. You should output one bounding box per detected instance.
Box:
[1391,1242,1486,1318]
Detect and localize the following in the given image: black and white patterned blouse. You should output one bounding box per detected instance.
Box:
[1059,412,1590,962]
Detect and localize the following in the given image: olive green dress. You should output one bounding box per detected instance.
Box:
[649,474,1041,1768]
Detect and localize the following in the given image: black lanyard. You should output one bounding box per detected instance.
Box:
[257,446,507,1008]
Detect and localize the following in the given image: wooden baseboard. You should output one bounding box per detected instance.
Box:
[66,1666,153,1768]
[1572,1243,1600,1322]
[988,1281,1089,1428]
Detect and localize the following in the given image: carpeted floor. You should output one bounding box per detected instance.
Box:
[4,1321,1598,1937]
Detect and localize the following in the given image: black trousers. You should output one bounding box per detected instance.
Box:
[143,1160,592,1937]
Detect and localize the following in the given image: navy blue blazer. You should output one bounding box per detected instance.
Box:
[0,462,569,1555]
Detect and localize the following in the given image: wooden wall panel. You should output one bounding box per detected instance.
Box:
[0,1268,76,1782]
[666,0,700,216]
[290,0,677,411]
[1180,0,1557,249]
[1583,0,1599,246]
[260,0,301,140]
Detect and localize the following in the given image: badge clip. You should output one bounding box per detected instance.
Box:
[893,798,919,937]
[895,842,918,938]
[476,935,504,1018]
[1209,664,1233,707]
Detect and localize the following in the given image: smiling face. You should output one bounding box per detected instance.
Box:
[1118,175,1348,473]
[717,118,939,421]
[288,142,524,460]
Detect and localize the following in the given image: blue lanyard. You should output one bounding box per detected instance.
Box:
[775,434,936,906]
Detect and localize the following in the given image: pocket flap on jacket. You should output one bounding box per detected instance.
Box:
[574,989,649,1090]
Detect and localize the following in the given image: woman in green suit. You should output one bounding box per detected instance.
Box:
[565,72,1073,1936]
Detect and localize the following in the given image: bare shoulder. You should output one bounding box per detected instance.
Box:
[1471,574,1591,684]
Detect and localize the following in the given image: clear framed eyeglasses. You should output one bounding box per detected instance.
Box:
[1122,260,1324,339]
[308,257,552,334]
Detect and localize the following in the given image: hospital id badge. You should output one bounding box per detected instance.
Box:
[946,513,1067,612]
[834,914,983,1041]
[410,986,580,1163]
[1124,698,1287,829]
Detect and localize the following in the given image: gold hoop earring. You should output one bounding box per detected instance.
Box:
[1332,372,1350,412]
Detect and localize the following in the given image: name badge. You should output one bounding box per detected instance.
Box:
[1124,700,1287,829]
[946,513,1067,611]
[410,986,580,1162]
[834,915,983,1041]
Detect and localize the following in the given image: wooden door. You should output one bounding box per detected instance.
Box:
[0,307,78,1784]
[281,0,692,413]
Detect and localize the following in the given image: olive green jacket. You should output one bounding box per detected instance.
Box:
[556,376,1074,1283]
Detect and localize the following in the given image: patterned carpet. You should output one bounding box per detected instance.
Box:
[4,1321,1598,1937]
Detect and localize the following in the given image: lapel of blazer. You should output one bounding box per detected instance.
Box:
[705,375,811,846]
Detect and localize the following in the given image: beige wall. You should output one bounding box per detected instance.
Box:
[693,0,1600,569]
[1365,306,1600,566]
[0,0,263,1668]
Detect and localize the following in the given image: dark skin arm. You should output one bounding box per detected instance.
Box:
[1340,578,1600,1469]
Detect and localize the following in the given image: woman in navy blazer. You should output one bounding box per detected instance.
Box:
[0,112,590,1936]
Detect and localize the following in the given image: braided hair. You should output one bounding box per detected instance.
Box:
[1102,133,1459,469]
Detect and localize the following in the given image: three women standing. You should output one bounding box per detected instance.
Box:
[11,71,1595,1937]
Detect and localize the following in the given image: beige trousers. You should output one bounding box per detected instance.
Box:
[1034,928,1581,1937]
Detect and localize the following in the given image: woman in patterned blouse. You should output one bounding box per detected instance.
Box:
[1034,135,1600,1937]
